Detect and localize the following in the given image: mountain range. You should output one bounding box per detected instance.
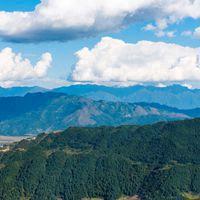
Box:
[1,118,200,200]
[53,84,200,109]
[1,84,200,136]
[0,86,47,97]
[1,92,200,136]
[1,84,200,109]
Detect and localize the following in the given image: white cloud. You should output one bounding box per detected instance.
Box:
[181,30,193,36]
[181,27,200,39]
[155,30,166,37]
[154,30,175,38]
[0,48,52,87]
[166,31,176,38]
[143,24,156,31]
[144,18,176,38]
[0,0,200,42]
[194,27,200,38]
[71,37,200,86]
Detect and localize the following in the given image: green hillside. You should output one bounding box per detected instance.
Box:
[1,118,200,199]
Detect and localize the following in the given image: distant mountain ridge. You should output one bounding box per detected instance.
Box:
[0,92,199,136]
[0,86,47,97]
[52,84,200,109]
[1,84,200,109]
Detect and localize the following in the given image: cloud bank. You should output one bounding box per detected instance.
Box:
[0,48,52,87]
[71,37,200,86]
[0,0,200,42]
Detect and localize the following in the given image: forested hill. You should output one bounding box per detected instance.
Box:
[1,118,200,200]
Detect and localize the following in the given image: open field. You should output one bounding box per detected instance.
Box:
[183,193,200,200]
[118,196,140,200]
[82,196,139,200]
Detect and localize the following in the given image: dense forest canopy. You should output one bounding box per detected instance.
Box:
[1,118,200,199]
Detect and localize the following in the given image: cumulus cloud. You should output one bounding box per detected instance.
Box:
[71,37,200,86]
[0,0,200,42]
[144,19,176,38]
[0,48,52,87]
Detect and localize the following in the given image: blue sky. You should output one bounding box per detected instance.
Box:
[0,0,200,88]
[0,0,40,11]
